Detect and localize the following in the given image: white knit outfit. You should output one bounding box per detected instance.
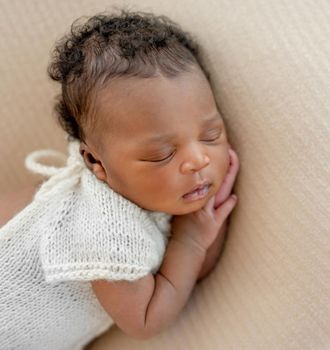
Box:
[0,141,172,350]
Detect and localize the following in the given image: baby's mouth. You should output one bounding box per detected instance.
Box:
[182,183,211,201]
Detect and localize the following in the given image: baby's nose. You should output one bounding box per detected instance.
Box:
[180,152,210,174]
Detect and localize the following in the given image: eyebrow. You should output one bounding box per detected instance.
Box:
[140,113,222,145]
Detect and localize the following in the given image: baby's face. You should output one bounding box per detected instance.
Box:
[86,67,230,215]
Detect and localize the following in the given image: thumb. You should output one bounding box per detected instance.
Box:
[214,194,238,225]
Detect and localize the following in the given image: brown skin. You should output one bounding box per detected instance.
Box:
[1,66,240,340]
[79,67,230,215]
[79,67,239,339]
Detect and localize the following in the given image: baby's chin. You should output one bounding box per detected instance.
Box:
[141,198,206,216]
[162,195,214,216]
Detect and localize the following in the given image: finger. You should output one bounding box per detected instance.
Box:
[203,195,215,213]
[215,149,240,207]
[229,148,240,171]
[215,149,240,206]
[214,194,238,225]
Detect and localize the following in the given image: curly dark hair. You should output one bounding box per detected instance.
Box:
[48,8,211,141]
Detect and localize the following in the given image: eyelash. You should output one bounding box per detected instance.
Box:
[147,130,221,163]
[149,151,175,163]
[201,136,220,142]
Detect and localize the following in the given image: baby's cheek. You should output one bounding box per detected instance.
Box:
[151,169,180,196]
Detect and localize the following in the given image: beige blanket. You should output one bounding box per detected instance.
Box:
[0,1,329,349]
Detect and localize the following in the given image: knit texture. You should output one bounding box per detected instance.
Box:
[1,2,330,349]
[0,141,171,350]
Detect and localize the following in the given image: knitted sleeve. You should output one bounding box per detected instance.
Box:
[39,170,170,283]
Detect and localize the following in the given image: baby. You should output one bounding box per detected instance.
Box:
[0,9,239,349]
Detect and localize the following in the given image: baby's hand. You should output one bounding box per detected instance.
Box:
[197,148,240,277]
[171,193,237,253]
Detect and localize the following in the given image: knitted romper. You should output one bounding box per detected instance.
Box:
[0,141,171,350]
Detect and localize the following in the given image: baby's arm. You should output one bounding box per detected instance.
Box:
[91,193,237,340]
[197,219,227,281]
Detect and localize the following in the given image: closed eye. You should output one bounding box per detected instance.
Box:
[149,151,175,162]
[140,151,175,163]
[201,136,220,142]
[201,129,222,142]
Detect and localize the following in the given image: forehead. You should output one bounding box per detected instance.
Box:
[95,69,219,145]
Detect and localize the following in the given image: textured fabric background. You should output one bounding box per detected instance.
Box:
[0,0,329,349]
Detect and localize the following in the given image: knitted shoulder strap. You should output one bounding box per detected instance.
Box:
[25,141,86,201]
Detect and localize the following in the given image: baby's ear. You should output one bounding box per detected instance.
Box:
[79,141,107,182]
